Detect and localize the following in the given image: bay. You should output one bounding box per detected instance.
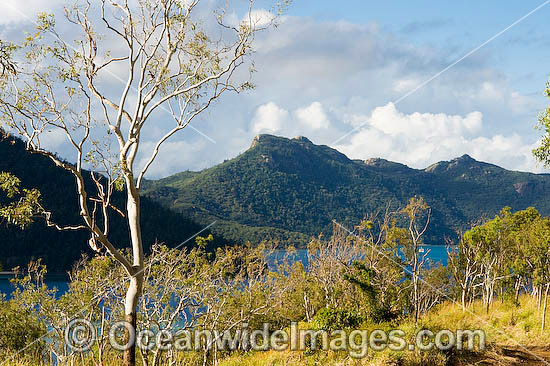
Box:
[0,245,449,298]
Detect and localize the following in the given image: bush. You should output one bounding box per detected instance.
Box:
[0,296,45,359]
[313,307,363,331]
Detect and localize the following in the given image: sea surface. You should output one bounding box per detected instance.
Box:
[0,245,450,298]
[270,245,450,269]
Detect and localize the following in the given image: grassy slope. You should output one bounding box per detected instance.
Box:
[2,297,549,365]
[219,296,550,366]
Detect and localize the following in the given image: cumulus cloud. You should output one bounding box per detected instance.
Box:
[368,103,482,138]
[241,9,276,29]
[250,102,289,134]
[334,103,540,172]
[295,102,330,129]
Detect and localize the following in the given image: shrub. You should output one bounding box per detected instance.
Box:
[0,296,45,359]
[313,307,363,331]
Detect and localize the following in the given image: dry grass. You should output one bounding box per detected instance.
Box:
[2,296,550,366]
[219,295,550,366]
[421,295,550,346]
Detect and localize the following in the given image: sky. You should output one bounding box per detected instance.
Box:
[2,0,550,177]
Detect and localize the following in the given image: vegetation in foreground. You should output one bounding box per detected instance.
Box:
[1,200,550,365]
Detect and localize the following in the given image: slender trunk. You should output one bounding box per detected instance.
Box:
[538,285,543,311]
[542,283,549,332]
[123,184,144,366]
[413,244,419,324]
[514,278,521,304]
[123,304,138,366]
[414,275,419,323]
[485,288,493,314]
[461,288,466,313]
[304,293,311,323]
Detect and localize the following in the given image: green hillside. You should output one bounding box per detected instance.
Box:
[0,134,225,272]
[143,134,550,246]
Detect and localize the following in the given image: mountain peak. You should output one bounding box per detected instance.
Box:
[453,154,475,162]
[363,157,411,170]
[250,134,313,149]
[424,154,500,175]
[292,135,312,143]
[250,134,281,148]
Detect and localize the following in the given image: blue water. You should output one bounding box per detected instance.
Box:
[0,274,69,299]
[0,246,449,298]
[271,245,450,269]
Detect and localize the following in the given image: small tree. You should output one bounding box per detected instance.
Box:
[0,1,276,364]
[397,196,431,323]
[447,233,480,313]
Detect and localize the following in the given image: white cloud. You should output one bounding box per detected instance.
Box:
[393,78,420,93]
[368,103,482,138]
[241,9,276,29]
[250,102,289,134]
[334,103,538,172]
[295,102,330,129]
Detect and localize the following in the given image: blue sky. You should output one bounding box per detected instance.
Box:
[285,0,550,97]
[2,0,550,176]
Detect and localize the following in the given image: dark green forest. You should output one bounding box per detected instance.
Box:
[143,134,550,246]
[0,134,225,272]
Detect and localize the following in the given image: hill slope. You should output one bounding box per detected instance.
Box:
[0,134,225,272]
[143,134,550,246]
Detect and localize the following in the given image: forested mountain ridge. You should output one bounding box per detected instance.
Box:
[0,134,225,272]
[143,134,550,246]
[4,131,550,272]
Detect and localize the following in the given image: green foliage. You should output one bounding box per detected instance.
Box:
[6,204,550,365]
[0,295,45,359]
[313,307,363,331]
[344,261,397,323]
[0,171,42,229]
[533,81,550,166]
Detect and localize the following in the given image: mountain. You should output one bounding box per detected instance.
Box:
[143,134,550,246]
[0,134,226,273]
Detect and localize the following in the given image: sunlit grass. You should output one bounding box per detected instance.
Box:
[2,295,549,366]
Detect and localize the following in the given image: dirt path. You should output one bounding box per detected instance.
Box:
[464,346,550,366]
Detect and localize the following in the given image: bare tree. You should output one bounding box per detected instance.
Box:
[446,234,480,313]
[0,1,277,364]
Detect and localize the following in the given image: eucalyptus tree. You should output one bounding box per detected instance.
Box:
[395,196,431,323]
[447,235,480,313]
[0,1,276,364]
[464,214,511,313]
[532,81,550,329]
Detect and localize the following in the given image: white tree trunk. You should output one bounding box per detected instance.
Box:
[124,186,144,366]
[542,283,549,333]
